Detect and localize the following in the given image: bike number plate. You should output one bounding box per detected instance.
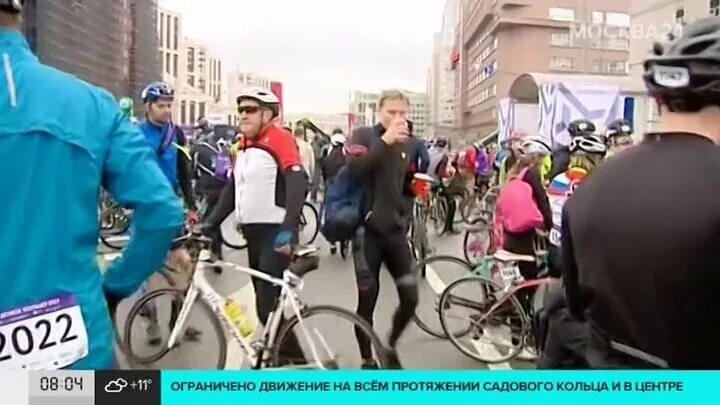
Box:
[0,295,89,370]
[499,265,520,286]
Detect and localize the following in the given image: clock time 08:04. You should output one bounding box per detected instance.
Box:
[40,376,83,392]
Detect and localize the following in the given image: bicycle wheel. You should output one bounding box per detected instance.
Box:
[413,256,473,338]
[431,198,447,236]
[270,305,389,369]
[463,220,493,265]
[439,276,526,364]
[299,202,319,245]
[220,213,247,250]
[122,288,227,369]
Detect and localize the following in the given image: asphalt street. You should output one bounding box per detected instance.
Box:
[101,211,536,370]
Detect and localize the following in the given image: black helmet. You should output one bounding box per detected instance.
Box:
[567,119,596,138]
[643,18,720,112]
[435,137,448,148]
[605,119,632,138]
[0,0,22,14]
[332,128,344,135]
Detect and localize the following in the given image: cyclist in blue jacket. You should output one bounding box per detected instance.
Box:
[0,1,183,370]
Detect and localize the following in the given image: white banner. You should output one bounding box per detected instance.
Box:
[497,98,511,144]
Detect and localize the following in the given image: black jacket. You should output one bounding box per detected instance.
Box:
[347,124,411,234]
[191,137,227,197]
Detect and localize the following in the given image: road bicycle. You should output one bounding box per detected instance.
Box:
[438,233,554,363]
[98,191,131,250]
[121,230,388,370]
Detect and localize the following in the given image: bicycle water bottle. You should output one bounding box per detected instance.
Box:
[224,299,254,337]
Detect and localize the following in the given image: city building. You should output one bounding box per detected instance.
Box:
[429,0,460,140]
[128,0,162,112]
[285,113,349,134]
[156,7,228,126]
[454,0,631,138]
[225,71,280,125]
[349,91,380,127]
[21,0,132,98]
[407,91,431,139]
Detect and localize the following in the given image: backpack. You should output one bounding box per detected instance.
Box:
[319,127,377,242]
[195,141,231,182]
[319,166,367,242]
[494,167,544,246]
[321,144,346,182]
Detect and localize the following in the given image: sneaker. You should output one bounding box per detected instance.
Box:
[382,348,403,369]
[516,346,538,361]
[360,358,379,370]
[330,246,337,255]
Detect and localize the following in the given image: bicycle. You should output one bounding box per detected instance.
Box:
[121,229,389,370]
[462,214,497,265]
[438,233,554,363]
[408,173,434,265]
[98,191,131,251]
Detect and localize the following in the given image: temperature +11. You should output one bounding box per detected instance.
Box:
[130,379,153,391]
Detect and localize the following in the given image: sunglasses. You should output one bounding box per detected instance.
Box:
[237,106,263,115]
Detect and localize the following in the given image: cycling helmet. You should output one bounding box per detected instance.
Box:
[643,18,720,112]
[569,135,607,154]
[236,87,280,117]
[331,133,346,145]
[605,119,632,138]
[520,136,552,156]
[0,0,22,14]
[332,128,344,135]
[434,137,448,148]
[141,81,174,103]
[567,119,596,138]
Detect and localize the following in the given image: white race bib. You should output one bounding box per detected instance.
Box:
[0,295,89,370]
[550,227,562,246]
[499,265,521,286]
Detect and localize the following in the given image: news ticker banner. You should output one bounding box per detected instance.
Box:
[0,370,716,405]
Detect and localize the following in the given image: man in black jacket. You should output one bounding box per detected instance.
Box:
[346,90,418,368]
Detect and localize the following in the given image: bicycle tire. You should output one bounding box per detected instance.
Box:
[462,220,493,265]
[122,288,227,369]
[439,276,526,364]
[299,202,319,245]
[270,305,389,369]
[413,256,473,339]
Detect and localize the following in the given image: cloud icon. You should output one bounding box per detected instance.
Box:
[104,378,128,393]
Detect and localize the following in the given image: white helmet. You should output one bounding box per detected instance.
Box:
[520,136,551,156]
[330,133,346,145]
[236,87,280,117]
[569,135,607,154]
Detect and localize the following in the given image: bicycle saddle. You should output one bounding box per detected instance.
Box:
[493,250,536,263]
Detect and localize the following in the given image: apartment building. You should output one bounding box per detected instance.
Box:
[429,0,460,139]
[455,0,631,138]
[21,0,130,98]
[348,90,430,137]
[128,0,162,108]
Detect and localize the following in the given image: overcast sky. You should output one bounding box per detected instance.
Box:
[160,0,445,114]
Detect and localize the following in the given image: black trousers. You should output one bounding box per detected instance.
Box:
[354,226,418,359]
[201,191,223,259]
[242,223,305,361]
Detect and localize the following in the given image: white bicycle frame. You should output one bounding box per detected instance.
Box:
[166,249,328,369]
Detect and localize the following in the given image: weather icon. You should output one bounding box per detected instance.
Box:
[105,378,128,393]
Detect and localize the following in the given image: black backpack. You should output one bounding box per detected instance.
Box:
[321,144,346,182]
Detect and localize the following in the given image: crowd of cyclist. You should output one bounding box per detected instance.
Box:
[2,0,719,370]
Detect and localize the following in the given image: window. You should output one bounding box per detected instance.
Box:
[189,102,196,125]
[491,84,497,96]
[165,15,171,50]
[165,53,171,74]
[549,7,575,22]
[711,0,720,16]
[159,13,165,47]
[181,101,187,125]
[199,102,206,119]
[606,37,628,50]
[550,56,573,71]
[173,17,179,50]
[605,12,630,27]
[551,31,571,46]
[173,54,178,77]
[188,75,194,87]
[493,37,499,49]
[606,60,628,74]
[592,11,603,24]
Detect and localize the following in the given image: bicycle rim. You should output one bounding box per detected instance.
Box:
[463,224,492,265]
[221,214,247,250]
[413,256,473,339]
[440,277,526,364]
[299,203,319,244]
[122,288,227,369]
[270,305,389,369]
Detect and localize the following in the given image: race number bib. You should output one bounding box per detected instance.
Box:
[0,295,89,370]
[550,227,562,246]
[499,265,521,287]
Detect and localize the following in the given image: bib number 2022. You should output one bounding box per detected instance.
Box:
[0,314,77,362]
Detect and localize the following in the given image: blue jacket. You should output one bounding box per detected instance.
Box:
[0,30,183,370]
[139,120,179,190]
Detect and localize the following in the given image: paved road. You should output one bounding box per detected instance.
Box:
[102,217,536,370]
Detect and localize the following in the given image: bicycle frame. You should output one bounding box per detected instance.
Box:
[166,250,327,369]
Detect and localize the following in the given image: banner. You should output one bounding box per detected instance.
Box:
[497,98,511,144]
[540,82,622,146]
